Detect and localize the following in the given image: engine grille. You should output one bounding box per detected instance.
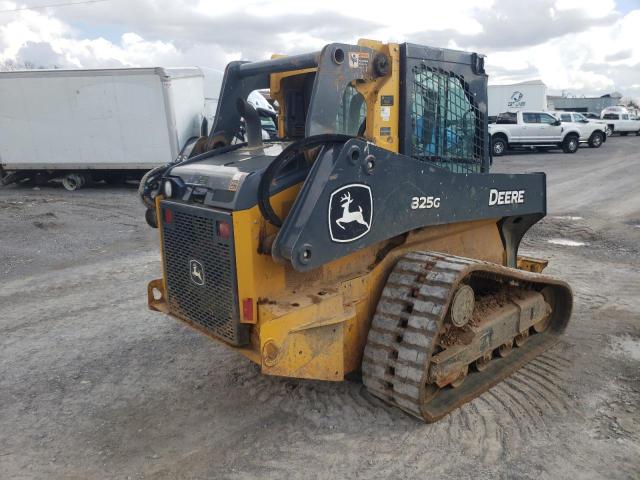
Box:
[160,201,249,346]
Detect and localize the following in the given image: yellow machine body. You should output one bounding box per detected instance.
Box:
[146,39,556,391]
[149,183,506,380]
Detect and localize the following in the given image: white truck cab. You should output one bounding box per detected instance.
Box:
[550,111,607,147]
[600,106,640,135]
[488,110,582,156]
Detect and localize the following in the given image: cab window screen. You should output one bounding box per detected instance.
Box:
[410,65,483,173]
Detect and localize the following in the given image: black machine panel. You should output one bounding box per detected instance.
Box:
[272,139,546,272]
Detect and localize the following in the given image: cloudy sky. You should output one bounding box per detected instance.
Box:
[1,0,639,99]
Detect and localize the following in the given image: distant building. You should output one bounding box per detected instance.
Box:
[547,92,623,114]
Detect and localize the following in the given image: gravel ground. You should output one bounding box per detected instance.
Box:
[1,138,639,479]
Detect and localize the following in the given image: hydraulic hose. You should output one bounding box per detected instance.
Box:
[138,164,168,209]
[141,132,355,228]
[257,134,353,227]
[138,141,246,209]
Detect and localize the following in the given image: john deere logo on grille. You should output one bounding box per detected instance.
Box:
[189,259,205,286]
[328,184,373,243]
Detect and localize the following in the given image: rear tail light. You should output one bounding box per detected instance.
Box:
[164,208,173,224]
[242,298,254,322]
[216,220,230,239]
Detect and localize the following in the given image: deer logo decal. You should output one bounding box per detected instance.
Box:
[336,191,370,230]
[328,184,373,243]
[189,259,205,286]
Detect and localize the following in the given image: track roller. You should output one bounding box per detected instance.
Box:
[515,330,530,347]
[474,352,493,371]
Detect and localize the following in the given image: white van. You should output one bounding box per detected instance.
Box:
[600,106,640,135]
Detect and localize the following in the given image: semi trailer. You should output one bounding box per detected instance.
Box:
[0,67,206,190]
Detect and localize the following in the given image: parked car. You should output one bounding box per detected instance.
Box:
[549,111,608,147]
[600,106,640,135]
[488,111,582,156]
[573,112,612,136]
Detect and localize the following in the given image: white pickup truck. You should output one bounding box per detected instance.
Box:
[600,106,640,136]
[550,111,608,147]
[489,110,582,156]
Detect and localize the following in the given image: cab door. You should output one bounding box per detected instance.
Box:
[535,113,563,141]
[570,113,589,139]
[518,112,538,141]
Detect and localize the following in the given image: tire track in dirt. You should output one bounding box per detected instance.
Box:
[514,368,572,414]
[493,380,543,429]
[224,363,534,473]
[225,363,399,430]
[503,377,549,418]
[220,335,579,475]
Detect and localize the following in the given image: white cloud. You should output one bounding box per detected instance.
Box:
[486,8,640,97]
[0,2,238,69]
[555,0,616,14]
[0,0,638,99]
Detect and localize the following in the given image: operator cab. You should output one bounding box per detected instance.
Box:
[155,41,490,214]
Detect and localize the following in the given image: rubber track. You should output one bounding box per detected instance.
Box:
[361,251,572,422]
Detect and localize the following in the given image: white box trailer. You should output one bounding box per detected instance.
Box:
[0,67,205,189]
[487,80,548,118]
[200,67,224,134]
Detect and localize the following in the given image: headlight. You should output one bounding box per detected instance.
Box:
[163,180,173,198]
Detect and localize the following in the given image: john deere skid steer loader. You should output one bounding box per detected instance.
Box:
[140,40,572,422]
